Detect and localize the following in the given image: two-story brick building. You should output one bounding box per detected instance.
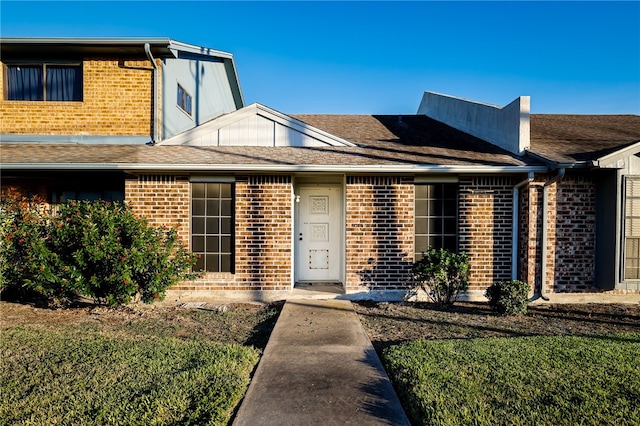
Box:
[2,38,639,302]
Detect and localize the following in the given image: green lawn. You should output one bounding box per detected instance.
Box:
[1,327,259,425]
[383,333,640,426]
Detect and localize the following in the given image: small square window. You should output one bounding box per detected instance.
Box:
[177,83,193,116]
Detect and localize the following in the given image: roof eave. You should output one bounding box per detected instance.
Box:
[0,163,549,174]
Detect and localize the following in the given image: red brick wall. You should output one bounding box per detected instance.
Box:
[232,175,292,291]
[459,176,514,291]
[126,174,292,291]
[554,174,596,291]
[125,175,190,243]
[345,176,414,292]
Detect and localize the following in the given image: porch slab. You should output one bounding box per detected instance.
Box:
[232,299,410,425]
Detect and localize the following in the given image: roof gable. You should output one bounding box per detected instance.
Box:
[160,103,355,147]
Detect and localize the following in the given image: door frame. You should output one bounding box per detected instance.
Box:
[293,178,345,288]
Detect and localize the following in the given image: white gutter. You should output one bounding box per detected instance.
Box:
[0,163,549,173]
[512,172,534,280]
[537,168,565,301]
[144,43,159,144]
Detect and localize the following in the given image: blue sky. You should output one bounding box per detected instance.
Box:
[2,1,639,114]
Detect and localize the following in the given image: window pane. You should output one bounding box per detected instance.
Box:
[221,200,232,216]
[7,66,43,100]
[206,255,219,273]
[221,218,232,234]
[415,218,428,235]
[207,200,220,215]
[220,254,231,272]
[415,185,429,198]
[415,236,428,254]
[192,236,205,252]
[220,184,232,198]
[206,236,219,252]
[193,255,205,272]
[206,217,219,234]
[192,200,205,216]
[192,183,205,198]
[429,218,442,234]
[207,183,220,198]
[221,236,231,253]
[192,217,205,234]
[46,66,82,101]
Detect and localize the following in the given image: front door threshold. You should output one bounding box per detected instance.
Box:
[294,282,345,296]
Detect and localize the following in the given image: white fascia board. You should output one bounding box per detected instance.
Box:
[159,103,355,147]
[595,140,640,168]
[168,40,234,60]
[1,163,548,173]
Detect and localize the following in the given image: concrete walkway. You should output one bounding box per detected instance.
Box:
[233,299,410,425]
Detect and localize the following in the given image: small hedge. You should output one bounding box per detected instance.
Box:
[410,247,470,306]
[1,189,199,306]
[485,280,530,316]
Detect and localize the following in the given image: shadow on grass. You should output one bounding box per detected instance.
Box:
[243,300,285,350]
[354,301,640,353]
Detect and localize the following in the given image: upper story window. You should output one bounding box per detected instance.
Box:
[177,83,192,116]
[5,63,82,101]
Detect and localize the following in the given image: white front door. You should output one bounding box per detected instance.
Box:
[296,186,342,282]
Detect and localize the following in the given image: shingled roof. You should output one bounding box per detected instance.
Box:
[2,113,638,172]
[1,114,541,171]
[529,114,640,164]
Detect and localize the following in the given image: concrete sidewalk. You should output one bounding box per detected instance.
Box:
[233,299,410,425]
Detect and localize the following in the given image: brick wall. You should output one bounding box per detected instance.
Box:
[459,176,514,291]
[519,173,597,294]
[345,176,414,292]
[0,58,160,136]
[125,175,190,243]
[554,174,596,291]
[126,174,293,291]
[232,175,292,291]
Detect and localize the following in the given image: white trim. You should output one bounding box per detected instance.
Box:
[158,103,356,147]
[1,163,549,173]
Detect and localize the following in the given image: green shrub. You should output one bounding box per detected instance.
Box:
[1,190,200,306]
[0,189,76,301]
[48,200,200,306]
[485,280,530,316]
[410,247,470,306]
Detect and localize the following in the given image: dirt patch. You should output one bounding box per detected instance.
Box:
[0,299,283,350]
[354,301,640,353]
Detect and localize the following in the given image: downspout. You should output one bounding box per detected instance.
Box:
[144,43,159,144]
[512,172,534,280]
[538,168,565,301]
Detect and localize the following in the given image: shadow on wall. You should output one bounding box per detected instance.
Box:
[356,178,413,293]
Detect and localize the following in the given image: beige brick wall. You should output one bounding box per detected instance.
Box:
[345,176,414,292]
[1,58,161,136]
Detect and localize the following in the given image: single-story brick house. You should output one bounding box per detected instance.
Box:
[2,38,639,302]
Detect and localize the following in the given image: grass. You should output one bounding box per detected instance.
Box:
[0,302,283,426]
[382,333,640,426]
[1,327,259,425]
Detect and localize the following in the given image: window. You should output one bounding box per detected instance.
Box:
[5,64,82,101]
[624,177,640,280]
[191,182,234,273]
[415,183,458,259]
[177,83,192,116]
